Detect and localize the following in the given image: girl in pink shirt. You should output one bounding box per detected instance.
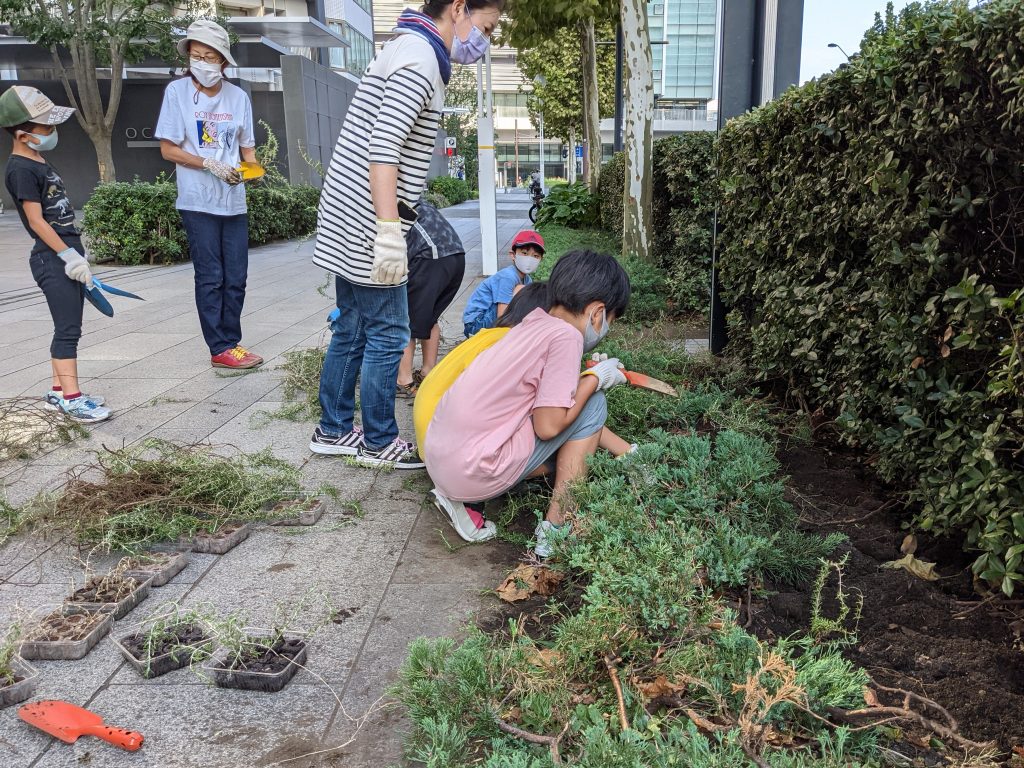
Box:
[424,250,632,557]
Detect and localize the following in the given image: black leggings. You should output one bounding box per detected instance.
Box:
[30,240,85,359]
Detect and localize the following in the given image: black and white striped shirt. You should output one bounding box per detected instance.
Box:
[314,32,446,286]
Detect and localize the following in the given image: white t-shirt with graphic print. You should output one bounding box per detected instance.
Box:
[155,77,255,216]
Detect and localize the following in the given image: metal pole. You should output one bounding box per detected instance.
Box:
[539,113,545,193]
[613,23,624,153]
[478,51,498,275]
[514,118,519,189]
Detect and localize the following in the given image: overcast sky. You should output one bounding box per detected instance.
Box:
[799,0,913,83]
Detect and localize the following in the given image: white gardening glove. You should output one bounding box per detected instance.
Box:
[371,220,408,285]
[57,248,93,289]
[584,353,627,391]
[203,158,242,185]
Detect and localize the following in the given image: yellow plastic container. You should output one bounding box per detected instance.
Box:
[237,161,265,181]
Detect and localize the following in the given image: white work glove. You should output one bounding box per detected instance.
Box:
[585,353,627,391]
[203,158,242,185]
[371,220,408,285]
[57,248,93,289]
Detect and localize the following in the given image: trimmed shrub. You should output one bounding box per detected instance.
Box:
[83,180,320,265]
[718,0,1024,593]
[599,134,716,311]
[423,190,451,209]
[82,178,188,266]
[534,182,599,229]
[428,176,470,205]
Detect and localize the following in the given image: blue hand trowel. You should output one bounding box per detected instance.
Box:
[84,277,145,317]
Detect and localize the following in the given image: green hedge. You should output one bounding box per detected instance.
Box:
[534,181,599,229]
[718,0,1024,593]
[82,178,320,265]
[428,175,470,206]
[599,133,716,311]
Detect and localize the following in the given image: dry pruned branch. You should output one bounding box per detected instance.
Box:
[495,716,570,765]
[604,654,631,732]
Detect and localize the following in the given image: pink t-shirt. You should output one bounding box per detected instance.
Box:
[425,309,584,500]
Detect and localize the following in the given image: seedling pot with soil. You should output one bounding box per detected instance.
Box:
[20,606,113,661]
[201,628,307,693]
[65,573,151,621]
[113,623,212,679]
[121,549,189,588]
[0,656,39,708]
[270,497,325,527]
[180,522,251,555]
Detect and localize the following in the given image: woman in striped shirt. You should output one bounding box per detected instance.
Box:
[310,0,504,469]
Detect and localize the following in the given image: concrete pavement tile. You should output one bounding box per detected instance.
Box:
[391,506,518,587]
[29,681,336,768]
[77,333,195,362]
[0,583,69,623]
[0,535,58,581]
[0,462,76,506]
[73,378,188,410]
[0,541,121,590]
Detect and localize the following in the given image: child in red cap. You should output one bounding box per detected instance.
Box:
[462,229,545,336]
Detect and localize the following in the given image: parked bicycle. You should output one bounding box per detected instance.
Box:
[528,175,544,223]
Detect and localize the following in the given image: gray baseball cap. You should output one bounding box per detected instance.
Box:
[176,19,237,67]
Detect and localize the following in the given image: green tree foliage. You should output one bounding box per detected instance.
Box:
[717,0,1024,593]
[0,0,214,182]
[600,133,716,312]
[517,26,616,147]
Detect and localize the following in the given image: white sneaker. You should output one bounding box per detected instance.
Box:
[534,520,567,559]
[44,391,105,409]
[356,437,425,470]
[59,395,111,423]
[431,489,497,543]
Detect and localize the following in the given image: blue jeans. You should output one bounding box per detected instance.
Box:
[318,277,411,450]
[180,211,249,356]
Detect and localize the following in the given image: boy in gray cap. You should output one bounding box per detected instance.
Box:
[1,85,111,422]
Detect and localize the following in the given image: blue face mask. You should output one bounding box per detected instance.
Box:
[451,12,490,64]
[27,129,58,152]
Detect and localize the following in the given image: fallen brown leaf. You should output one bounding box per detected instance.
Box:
[496,564,565,603]
[910,356,925,370]
[685,708,729,733]
[526,648,563,669]
[881,553,939,582]
[635,675,686,700]
[863,686,880,707]
[900,534,918,555]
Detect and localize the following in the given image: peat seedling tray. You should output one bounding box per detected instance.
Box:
[0,656,39,709]
[180,522,252,555]
[20,605,114,661]
[121,549,189,588]
[269,497,325,527]
[65,574,152,621]
[113,623,213,679]
[201,629,307,693]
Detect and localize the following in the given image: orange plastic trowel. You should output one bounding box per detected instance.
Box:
[585,359,678,396]
[19,700,144,751]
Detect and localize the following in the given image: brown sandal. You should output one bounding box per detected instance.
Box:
[396,381,418,399]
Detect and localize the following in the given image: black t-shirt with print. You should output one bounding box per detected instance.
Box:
[4,155,80,255]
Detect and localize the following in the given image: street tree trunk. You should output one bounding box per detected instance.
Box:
[44,0,124,183]
[620,0,654,262]
[567,126,578,184]
[581,18,602,191]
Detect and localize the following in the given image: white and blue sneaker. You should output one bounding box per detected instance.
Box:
[44,391,105,410]
[58,395,112,423]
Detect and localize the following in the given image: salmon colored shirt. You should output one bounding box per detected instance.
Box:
[424,309,584,500]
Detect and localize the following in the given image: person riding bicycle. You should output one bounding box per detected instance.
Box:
[529,170,542,199]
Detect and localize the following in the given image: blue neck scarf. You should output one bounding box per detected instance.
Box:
[395,8,452,85]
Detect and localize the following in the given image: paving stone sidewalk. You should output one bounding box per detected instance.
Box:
[0,194,534,768]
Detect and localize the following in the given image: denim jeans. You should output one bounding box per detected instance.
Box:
[180,211,249,356]
[318,277,411,450]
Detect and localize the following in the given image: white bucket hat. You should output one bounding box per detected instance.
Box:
[176,19,237,67]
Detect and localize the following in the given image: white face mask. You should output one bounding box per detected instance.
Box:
[190,61,223,88]
[514,253,541,275]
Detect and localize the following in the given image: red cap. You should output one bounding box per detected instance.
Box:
[511,229,545,254]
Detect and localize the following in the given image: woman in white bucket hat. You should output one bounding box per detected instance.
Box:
[155,19,264,370]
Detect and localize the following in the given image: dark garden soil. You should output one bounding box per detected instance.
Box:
[754,442,1024,751]
[28,610,106,641]
[67,575,140,604]
[122,623,207,660]
[227,637,305,674]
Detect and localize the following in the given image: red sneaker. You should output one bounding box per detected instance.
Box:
[211,346,263,369]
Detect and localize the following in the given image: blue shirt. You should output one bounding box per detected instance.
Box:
[463,265,531,330]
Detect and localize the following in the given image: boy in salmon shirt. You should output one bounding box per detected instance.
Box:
[423,250,631,557]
